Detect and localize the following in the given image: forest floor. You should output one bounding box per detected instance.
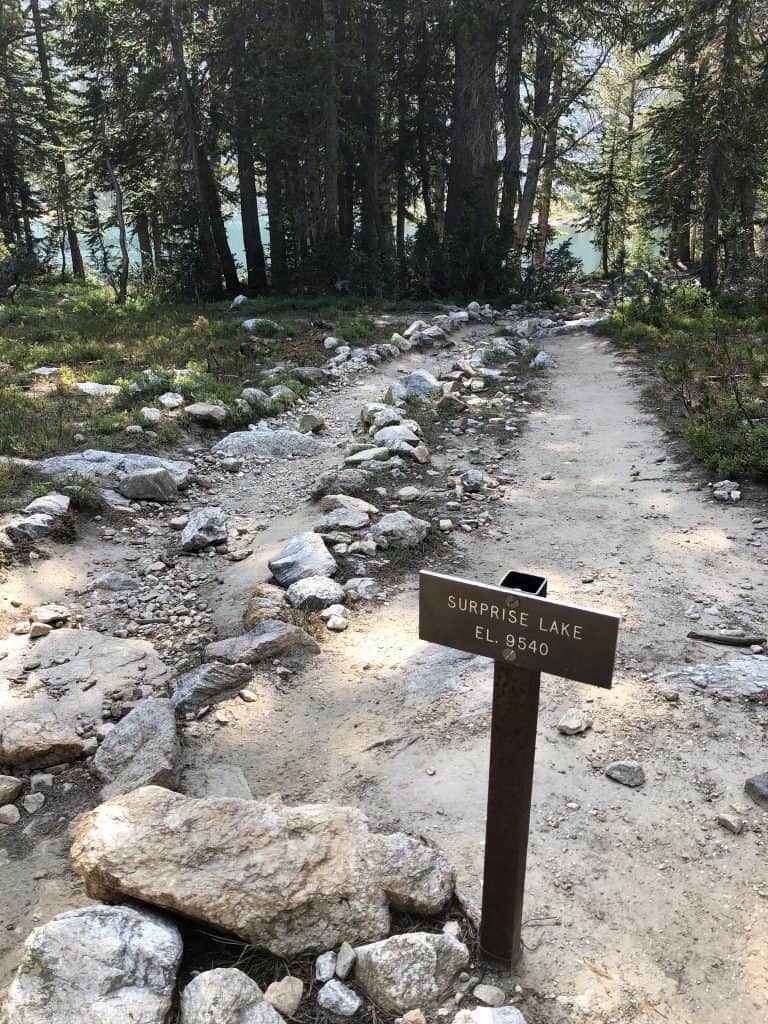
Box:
[0,308,767,1024]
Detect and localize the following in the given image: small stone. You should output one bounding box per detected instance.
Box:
[299,412,325,434]
[454,1009,527,1024]
[0,776,23,804]
[744,771,768,809]
[397,486,421,502]
[22,792,46,814]
[460,470,485,493]
[23,493,70,517]
[265,976,304,1017]
[605,759,645,788]
[316,951,337,982]
[28,622,52,639]
[472,985,506,1007]
[240,689,258,703]
[0,804,21,825]
[343,578,380,601]
[181,507,228,551]
[30,773,53,793]
[139,407,163,426]
[716,813,743,834]
[220,457,243,473]
[335,942,356,980]
[403,1011,427,1024]
[158,391,184,409]
[439,519,454,532]
[317,980,361,1017]
[556,708,592,736]
[286,576,346,611]
[326,615,349,632]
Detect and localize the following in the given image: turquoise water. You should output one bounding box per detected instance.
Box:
[103,210,603,278]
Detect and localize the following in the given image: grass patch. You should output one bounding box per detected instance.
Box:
[0,278,435,463]
[598,287,768,480]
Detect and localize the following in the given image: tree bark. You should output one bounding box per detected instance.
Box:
[103,149,129,304]
[444,0,501,291]
[30,0,85,279]
[513,38,554,254]
[265,153,289,290]
[320,0,339,239]
[534,60,563,267]
[499,1,532,249]
[135,213,154,281]
[700,0,741,291]
[235,109,269,293]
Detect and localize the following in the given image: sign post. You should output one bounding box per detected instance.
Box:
[419,569,620,966]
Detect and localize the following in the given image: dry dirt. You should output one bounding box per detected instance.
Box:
[1,325,767,1023]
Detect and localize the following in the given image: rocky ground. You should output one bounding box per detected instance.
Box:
[0,297,766,1024]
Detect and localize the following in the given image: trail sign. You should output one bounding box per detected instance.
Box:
[419,569,620,965]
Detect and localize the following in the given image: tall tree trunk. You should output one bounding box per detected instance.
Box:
[700,0,741,291]
[150,214,164,269]
[499,1,532,250]
[165,2,239,295]
[394,1,408,270]
[534,60,563,268]
[512,38,554,259]
[265,154,289,290]
[30,0,85,279]
[444,0,500,292]
[103,148,129,304]
[360,4,392,262]
[321,0,339,239]
[135,213,154,281]
[235,111,269,293]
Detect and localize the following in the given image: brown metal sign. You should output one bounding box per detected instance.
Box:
[419,570,619,688]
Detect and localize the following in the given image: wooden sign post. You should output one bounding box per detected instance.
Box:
[419,569,620,966]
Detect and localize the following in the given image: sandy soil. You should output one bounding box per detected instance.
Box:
[1,326,766,1023]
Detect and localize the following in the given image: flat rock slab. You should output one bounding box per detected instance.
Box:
[662,657,768,699]
[212,427,327,458]
[0,628,170,730]
[3,904,182,1024]
[204,620,320,665]
[171,661,253,714]
[269,532,338,586]
[354,932,469,1014]
[36,449,194,487]
[455,1010,528,1024]
[93,698,180,800]
[71,787,455,956]
[180,968,284,1024]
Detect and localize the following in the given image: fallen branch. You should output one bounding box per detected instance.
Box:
[687,631,766,647]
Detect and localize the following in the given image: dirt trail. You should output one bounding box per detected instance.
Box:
[1,327,767,1023]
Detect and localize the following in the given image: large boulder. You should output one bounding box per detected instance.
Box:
[181,507,229,551]
[376,833,455,914]
[204,620,320,665]
[185,401,228,426]
[212,427,326,459]
[118,466,178,503]
[180,968,285,1024]
[71,787,455,957]
[353,932,469,1014]
[5,514,55,542]
[171,662,253,714]
[2,904,182,1024]
[370,512,429,548]
[23,493,70,516]
[92,698,180,800]
[36,449,194,488]
[269,532,337,586]
[0,715,83,769]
